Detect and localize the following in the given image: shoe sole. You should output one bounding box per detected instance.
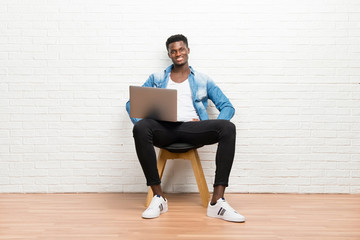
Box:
[142,207,168,219]
[207,213,245,223]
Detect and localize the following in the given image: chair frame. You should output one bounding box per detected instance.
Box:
[145,147,210,208]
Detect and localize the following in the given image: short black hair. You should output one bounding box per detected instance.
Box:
[166,34,188,51]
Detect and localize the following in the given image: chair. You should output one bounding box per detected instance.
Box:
[145,143,210,208]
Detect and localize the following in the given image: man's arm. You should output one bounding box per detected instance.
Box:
[207,80,235,120]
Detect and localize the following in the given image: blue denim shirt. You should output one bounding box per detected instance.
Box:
[126,65,235,124]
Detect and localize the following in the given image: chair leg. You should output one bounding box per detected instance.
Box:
[145,148,210,208]
[145,149,167,207]
[189,149,210,208]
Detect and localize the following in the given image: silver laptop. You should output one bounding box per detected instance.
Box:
[129,86,177,122]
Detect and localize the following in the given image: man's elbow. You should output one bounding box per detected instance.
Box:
[218,106,235,120]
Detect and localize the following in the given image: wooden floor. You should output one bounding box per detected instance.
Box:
[0,193,359,240]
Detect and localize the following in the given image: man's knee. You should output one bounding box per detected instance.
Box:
[133,119,153,138]
[218,120,236,137]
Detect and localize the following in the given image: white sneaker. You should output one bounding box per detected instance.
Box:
[142,195,168,219]
[207,198,246,222]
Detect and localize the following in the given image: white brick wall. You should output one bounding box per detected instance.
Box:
[1,0,359,193]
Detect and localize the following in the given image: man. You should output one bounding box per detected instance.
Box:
[126,34,245,222]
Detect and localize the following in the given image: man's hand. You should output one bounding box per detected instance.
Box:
[192,118,200,121]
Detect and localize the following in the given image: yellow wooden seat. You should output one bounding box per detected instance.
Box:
[145,143,210,208]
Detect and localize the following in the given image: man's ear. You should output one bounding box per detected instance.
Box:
[188,48,190,54]
[168,52,171,58]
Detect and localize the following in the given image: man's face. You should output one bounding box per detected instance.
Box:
[167,41,190,67]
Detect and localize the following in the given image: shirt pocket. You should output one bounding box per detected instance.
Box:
[195,88,207,101]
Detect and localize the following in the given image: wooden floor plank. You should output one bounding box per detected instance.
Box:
[0,193,359,240]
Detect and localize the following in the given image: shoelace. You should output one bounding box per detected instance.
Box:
[220,200,238,213]
[148,196,164,210]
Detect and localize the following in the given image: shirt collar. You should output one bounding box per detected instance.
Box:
[165,65,195,75]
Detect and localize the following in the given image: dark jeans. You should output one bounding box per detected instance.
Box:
[132,119,236,187]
